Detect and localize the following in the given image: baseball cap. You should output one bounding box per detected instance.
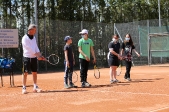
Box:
[28,24,37,30]
[64,36,72,42]
[79,29,88,34]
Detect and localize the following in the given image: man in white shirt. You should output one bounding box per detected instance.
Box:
[22,24,44,94]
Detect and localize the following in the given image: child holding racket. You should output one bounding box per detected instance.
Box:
[108,34,122,83]
[63,36,76,88]
[78,29,96,87]
[121,34,140,81]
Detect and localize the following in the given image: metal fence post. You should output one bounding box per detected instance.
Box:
[81,21,83,30]
[147,20,150,65]
[44,18,47,71]
[114,24,123,42]
[138,25,141,54]
[114,23,115,34]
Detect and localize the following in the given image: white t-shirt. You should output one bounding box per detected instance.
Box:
[22,34,40,58]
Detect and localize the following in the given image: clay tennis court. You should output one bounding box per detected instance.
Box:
[0,65,169,112]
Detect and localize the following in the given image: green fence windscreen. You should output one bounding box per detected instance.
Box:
[139,26,169,57]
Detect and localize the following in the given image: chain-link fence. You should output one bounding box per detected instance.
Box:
[0,19,169,72]
[0,19,114,72]
[115,19,169,66]
[36,20,115,71]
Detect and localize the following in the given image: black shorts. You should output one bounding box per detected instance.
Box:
[23,57,37,72]
[108,57,119,67]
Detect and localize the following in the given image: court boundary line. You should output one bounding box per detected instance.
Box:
[116,91,169,97]
[149,106,169,112]
[90,90,169,97]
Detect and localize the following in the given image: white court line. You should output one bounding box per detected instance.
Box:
[149,106,169,112]
[90,90,169,97]
[116,91,169,97]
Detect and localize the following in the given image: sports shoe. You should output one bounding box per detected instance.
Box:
[115,79,121,83]
[69,82,77,88]
[33,86,42,93]
[81,82,85,88]
[85,82,91,87]
[127,78,131,81]
[110,80,116,84]
[22,87,27,94]
[64,83,70,89]
[111,79,120,84]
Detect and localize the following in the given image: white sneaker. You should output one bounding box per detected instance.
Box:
[22,87,27,94]
[111,79,121,84]
[110,80,116,84]
[115,79,121,83]
[127,78,131,81]
[33,86,42,93]
[85,82,91,87]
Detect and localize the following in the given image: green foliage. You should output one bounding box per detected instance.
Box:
[0,0,169,71]
[1,0,169,23]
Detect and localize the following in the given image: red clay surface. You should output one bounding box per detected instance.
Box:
[0,65,169,112]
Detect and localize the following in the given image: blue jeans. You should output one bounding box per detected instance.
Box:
[64,61,73,84]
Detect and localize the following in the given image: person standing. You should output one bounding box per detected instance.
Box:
[108,34,122,83]
[78,29,96,87]
[63,36,76,88]
[121,34,140,81]
[22,24,44,94]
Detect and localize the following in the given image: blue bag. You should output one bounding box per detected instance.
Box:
[0,58,15,69]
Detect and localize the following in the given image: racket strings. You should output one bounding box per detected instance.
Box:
[54,57,59,63]
[72,71,78,83]
[47,54,59,65]
[94,65,100,79]
[49,56,58,63]
[116,65,122,76]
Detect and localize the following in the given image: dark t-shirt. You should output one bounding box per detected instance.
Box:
[64,44,73,62]
[108,41,120,59]
[122,42,135,61]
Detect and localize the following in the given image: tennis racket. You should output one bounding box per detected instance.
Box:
[68,66,78,84]
[72,71,78,83]
[45,54,59,65]
[116,60,122,76]
[94,64,100,79]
